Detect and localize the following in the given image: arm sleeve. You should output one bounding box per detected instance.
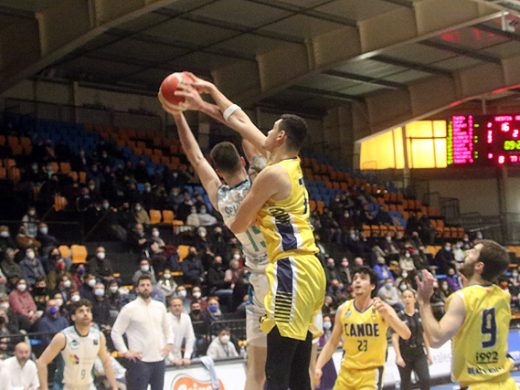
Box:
[184,316,195,359]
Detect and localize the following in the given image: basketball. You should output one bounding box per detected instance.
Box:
[159,71,196,111]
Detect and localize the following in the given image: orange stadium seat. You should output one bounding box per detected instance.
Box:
[177,245,190,262]
[59,245,71,259]
[71,245,88,263]
[149,209,162,224]
[162,210,175,224]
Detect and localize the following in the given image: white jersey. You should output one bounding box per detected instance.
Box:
[55,326,101,389]
[217,177,268,273]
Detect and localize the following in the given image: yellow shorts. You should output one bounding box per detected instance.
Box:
[261,255,326,341]
[333,367,384,390]
[465,377,518,390]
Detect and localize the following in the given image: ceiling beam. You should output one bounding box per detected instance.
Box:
[289,85,363,103]
[474,22,520,42]
[371,54,453,76]
[323,69,407,90]
[420,39,502,64]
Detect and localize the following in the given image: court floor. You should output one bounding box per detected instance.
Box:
[430,371,520,389]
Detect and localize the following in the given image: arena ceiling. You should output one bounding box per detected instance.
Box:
[3,0,520,135]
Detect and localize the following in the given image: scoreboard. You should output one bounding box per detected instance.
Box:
[448,114,520,166]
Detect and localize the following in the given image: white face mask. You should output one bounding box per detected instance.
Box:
[178,290,187,298]
[109,286,118,294]
[163,273,171,279]
[17,284,27,292]
[0,232,8,238]
[192,291,201,299]
[94,288,105,297]
[88,279,96,288]
[40,227,48,235]
[141,265,150,272]
[71,295,80,302]
[26,252,35,260]
[63,280,72,288]
[0,303,9,310]
[55,299,63,307]
[97,252,106,260]
[323,322,332,330]
[233,253,241,260]
[152,231,160,238]
[219,335,230,344]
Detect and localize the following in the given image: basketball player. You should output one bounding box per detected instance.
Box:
[314,266,410,390]
[175,77,326,389]
[36,299,117,390]
[416,240,517,390]
[157,98,268,390]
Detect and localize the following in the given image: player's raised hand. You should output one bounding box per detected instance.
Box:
[183,72,215,94]
[157,92,182,116]
[174,84,205,111]
[416,269,435,304]
[373,297,390,316]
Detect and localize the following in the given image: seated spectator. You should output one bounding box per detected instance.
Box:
[32,277,49,312]
[434,243,455,274]
[3,341,39,389]
[373,256,393,286]
[202,296,223,328]
[21,206,39,238]
[54,274,75,304]
[35,223,58,255]
[106,280,124,312]
[0,295,23,335]
[0,226,15,253]
[182,247,205,286]
[206,328,238,360]
[132,259,157,285]
[167,297,195,366]
[189,301,209,353]
[197,205,217,226]
[186,206,200,227]
[79,273,97,303]
[430,279,446,320]
[92,282,111,331]
[377,278,403,311]
[1,248,21,286]
[15,226,41,251]
[88,246,114,283]
[157,269,177,298]
[9,279,40,326]
[0,267,7,297]
[19,248,46,286]
[324,257,339,283]
[128,223,148,254]
[133,203,150,225]
[36,299,69,346]
[338,257,352,287]
[446,267,462,292]
[399,251,415,273]
[207,256,232,306]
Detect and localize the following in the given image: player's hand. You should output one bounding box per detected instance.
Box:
[373,297,390,316]
[427,353,433,365]
[124,351,143,361]
[314,367,323,386]
[416,270,435,304]
[396,356,406,368]
[157,92,183,116]
[184,72,215,94]
[174,83,206,111]
[182,358,191,366]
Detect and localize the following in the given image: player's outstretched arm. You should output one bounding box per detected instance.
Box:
[315,309,343,385]
[36,333,66,390]
[228,165,283,233]
[373,298,411,340]
[98,333,118,390]
[170,111,222,207]
[416,270,465,347]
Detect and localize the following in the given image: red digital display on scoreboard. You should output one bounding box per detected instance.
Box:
[448,115,520,166]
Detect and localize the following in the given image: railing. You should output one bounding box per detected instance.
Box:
[0,219,84,244]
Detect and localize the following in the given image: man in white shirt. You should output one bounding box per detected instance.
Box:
[206,328,238,360]
[167,297,195,366]
[111,274,173,390]
[4,342,38,389]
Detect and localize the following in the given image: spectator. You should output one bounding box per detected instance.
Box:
[399,251,415,273]
[54,274,75,304]
[132,259,157,286]
[434,243,455,274]
[0,267,7,296]
[128,223,148,254]
[88,246,114,283]
[3,342,39,389]
[202,296,223,328]
[92,282,111,331]
[79,273,97,303]
[373,256,393,286]
[377,278,403,311]
[9,279,39,326]
[439,280,453,300]
[107,280,124,312]
[0,226,15,253]
[133,203,150,226]
[1,247,21,286]
[207,256,232,301]
[15,225,41,251]
[206,328,238,360]
[197,205,217,226]
[189,301,209,356]
[21,206,39,238]
[181,247,205,286]
[19,248,46,286]
[32,277,49,312]
[0,295,23,334]
[46,248,72,291]
[324,257,340,283]
[446,267,462,292]
[186,206,200,227]
[167,297,195,366]
[35,223,58,255]
[157,269,177,298]
[36,299,69,346]
[338,257,352,287]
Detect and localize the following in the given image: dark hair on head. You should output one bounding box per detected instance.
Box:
[70,298,92,315]
[475,239,510,282]
[136,273,152,287]
[210,141,241,174]
[279,114,308,151]
[352,266,378,297]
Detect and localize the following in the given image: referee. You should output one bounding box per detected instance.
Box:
[111,274,173,390]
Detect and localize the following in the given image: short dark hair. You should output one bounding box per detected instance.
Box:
[70,298,92,315]
[476,239,510,282]
[279,114,308,151]
[352,266,378,288]
[136,273,152,287]
[210,141,241,174]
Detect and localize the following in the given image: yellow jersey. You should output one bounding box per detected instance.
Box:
[339,300,389,370]
[257,157,318,262]
[448,284,513,386]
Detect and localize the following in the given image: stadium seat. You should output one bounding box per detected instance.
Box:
[149,209,162,224]
[177,245,190,262]
[59,245,71,259]
[162,210,175,224]
[71,245,88,263]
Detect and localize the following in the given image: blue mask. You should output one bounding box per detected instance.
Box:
[49,307,58,315]
[208,304,218,313]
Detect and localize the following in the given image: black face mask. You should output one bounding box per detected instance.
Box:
[191,309,200,315]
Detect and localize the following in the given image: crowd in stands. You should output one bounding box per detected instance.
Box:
[1,116,519,387]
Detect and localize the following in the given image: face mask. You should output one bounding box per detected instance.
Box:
[40,227,48,235]
[445,246,451,252]
[63,280,72,288]
[193,292,201,299]
[178,290,187,298]
[109,286,118,294]
[200,208,207,214]
[55,299,63,307]
[513,272,519,278]
[141,265,150,272]
[0,303,9,311]
[94,288,105,297]
[163,273,171,279]
[26,252,35,260]
[0,232,8,238]
[88,279,96,288]
[386,237,391,242]
[49,307,58,315]
[77,267,85,275]
[209,303,218,313]
[400,284,407,291]
[341,262,348,268]
[191,208,197,214]
[152,231,160,238]
[405,253,410,258]
[97,252,106,260]
[135,206,142,211]
[323,322,332,330]
[71,295,80,302]
[199,231,206,238]
[219,335,230,344]
[17,284,27,292]
[191,309,200,315]
[385,284,392,290]
[102,203,109,209]
[233,253,241,261]
[28,210,36,216]
[119,288,129,296]
[402,272,408,278]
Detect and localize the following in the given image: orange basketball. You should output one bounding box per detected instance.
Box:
[159,72,196,110]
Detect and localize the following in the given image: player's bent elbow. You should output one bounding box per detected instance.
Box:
[401,329,412,341]
[428,337,444,348]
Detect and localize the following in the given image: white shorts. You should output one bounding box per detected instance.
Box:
[246,272,268,347]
